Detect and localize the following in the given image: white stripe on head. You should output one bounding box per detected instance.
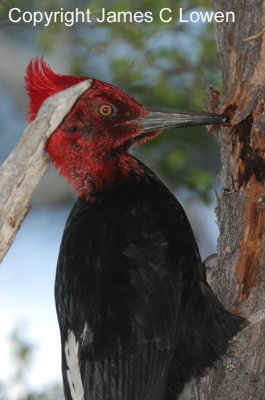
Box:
[65,331,85,400]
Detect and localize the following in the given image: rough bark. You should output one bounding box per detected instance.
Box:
[0,80,92,263]
[192,1,265,399]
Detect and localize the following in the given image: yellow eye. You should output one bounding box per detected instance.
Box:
[98,104,113,117]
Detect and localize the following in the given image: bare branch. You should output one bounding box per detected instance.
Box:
[0,79,92,263]
[243,29,265,42]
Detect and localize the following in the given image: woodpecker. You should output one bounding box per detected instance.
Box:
[25,58,246,400]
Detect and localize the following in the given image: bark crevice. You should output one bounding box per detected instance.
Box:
[193,1,265,398]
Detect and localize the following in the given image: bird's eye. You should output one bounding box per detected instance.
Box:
[98,104,113,117]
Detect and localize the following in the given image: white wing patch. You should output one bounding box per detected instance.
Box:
[65,331,85,400]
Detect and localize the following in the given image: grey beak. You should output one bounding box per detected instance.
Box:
[134,107,227,133]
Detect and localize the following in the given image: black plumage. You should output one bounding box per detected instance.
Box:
[24,59,246,400]
[55,160,245,400]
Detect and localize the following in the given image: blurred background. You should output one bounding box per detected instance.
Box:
[0,0,221,399]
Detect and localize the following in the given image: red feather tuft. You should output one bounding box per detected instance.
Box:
[24,57,88,121]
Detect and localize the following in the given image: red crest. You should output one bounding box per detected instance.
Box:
[24,57,87,121]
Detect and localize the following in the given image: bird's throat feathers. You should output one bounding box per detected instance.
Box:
[45,129,142,200]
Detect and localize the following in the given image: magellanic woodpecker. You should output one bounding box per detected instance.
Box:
[25,58,247,400]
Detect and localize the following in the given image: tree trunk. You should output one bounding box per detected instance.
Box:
[192,1,265,399]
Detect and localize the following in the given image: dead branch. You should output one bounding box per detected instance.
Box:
[0,79,92,262]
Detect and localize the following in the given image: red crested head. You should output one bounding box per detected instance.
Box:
[25,57,87,122]
[24,58,150,199]
[25,58,225,199]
